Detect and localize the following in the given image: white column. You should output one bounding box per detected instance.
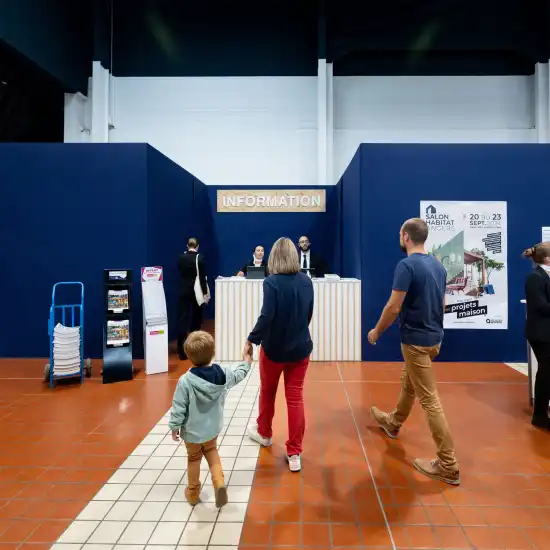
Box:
[317,58,328,186]
[64,92,90,143]
[326,62,334,185]
[91,61,110,143]
[534,62,549,143]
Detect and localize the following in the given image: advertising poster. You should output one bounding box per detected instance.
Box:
[420,201,508,329]
[107,319,130,345]
[108,290,129,312]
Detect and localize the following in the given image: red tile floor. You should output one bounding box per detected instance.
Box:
[0,356,549,549]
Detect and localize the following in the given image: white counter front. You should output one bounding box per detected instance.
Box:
[215,278,362,362]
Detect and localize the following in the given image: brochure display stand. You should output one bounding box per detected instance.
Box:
[141,266,169,375]
[103,269,133,384]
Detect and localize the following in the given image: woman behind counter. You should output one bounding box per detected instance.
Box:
[523,242,550,431]
[237,245,268,277]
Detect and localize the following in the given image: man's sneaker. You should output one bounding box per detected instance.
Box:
[286,454,301,472]
[413,458,460,486]
[247,424,272,447]
[370,406,399,439]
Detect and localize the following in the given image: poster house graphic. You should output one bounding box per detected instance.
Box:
[421,201,508,329]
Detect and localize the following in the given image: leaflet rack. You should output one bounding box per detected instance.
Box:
[102,269,133,384]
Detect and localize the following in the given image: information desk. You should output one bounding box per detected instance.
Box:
[215,278,361,362]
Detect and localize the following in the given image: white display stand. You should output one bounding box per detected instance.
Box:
[141,267,169,375]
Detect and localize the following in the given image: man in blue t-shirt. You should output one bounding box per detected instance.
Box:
[367,218,460,486]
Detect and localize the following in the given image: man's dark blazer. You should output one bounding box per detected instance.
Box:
[301,251,328,278]
[178,251,207,296]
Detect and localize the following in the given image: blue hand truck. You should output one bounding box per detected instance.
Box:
[44,282,92,388]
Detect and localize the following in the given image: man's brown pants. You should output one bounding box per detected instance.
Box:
[388,344,459,473]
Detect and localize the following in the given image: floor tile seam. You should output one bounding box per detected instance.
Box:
[517,525,543,550]
[18,496,550,509]
[53,385,234,545]
[204,409,255,548]
[231,385,261,549]
[315,398,333,549]
[330,380,527,386]
[146,368,256,547]
[14,515,550,527]
[335,362,397,550]
[327,407,363,546]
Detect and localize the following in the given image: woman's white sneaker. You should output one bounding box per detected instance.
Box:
[286,454,301,472]
[247,424,272,447]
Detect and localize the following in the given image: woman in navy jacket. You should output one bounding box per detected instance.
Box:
[524,242,550,430]
[244,237,314,472]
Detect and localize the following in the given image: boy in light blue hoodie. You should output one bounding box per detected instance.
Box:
[169,331,252,508]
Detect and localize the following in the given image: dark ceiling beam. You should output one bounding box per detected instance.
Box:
[93,0,112,71]
[327,0,547,68]
[318,0,327,60]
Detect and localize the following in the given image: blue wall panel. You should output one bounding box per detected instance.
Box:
[207,186,341,279]
[0,144,148,359]
[339,150,362,279]
[146,146,196,341]
[358,144,550,363]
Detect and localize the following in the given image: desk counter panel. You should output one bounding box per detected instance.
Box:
[215,278,361,362]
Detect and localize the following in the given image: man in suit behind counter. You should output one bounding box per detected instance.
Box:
[177,237,208,360]
[298,235,328,278]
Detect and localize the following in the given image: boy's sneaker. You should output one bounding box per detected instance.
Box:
[247,424,272,447]
[214,484,228,508]
[286,454,301,472]
[413,458,460,486]
[370,406,399,439]
[185,486,200,506]
[211,465,228,508]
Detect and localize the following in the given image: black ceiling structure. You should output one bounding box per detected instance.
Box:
[0,0,548,141]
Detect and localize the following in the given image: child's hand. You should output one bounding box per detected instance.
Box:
[242,341,253,364]
[171,430,181,442]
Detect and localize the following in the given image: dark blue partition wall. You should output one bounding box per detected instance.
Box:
[0,144,148,359]
[339,150,362,279]
[207,186,341,278]
[356,144,550,363]
[146,146,197,341]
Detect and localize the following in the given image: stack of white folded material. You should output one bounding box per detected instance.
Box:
[53,323,81,376]
[143,283,167,327]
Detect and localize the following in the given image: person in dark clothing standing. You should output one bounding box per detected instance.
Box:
[298,235,328,278]
[523,242,550,430]
[245,237,314,472]
[177,237,208,360]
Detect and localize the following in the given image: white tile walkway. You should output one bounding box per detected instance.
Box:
[506,362,528,376]
[53,363,260,550]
